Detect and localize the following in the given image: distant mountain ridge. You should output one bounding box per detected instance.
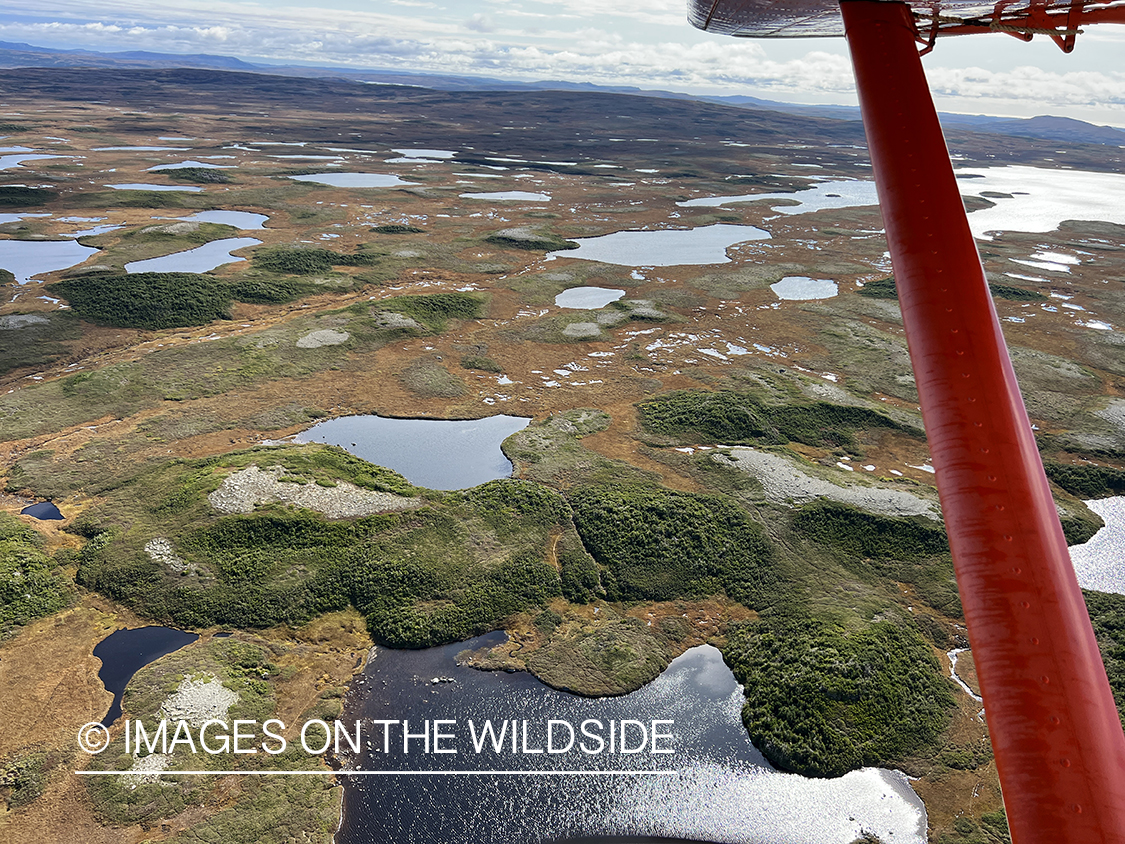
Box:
[1,39,1123,147]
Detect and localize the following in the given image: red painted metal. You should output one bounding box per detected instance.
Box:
[840,3,1125,840]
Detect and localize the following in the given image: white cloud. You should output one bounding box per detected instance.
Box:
[0,0,1123,122]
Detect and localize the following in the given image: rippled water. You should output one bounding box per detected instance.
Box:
[105,183,203,192]
[557,224,770,267]
[1069,496,1125,595]
[337,638,926,844]
[958,166,1125,238]
[295,414,530,490]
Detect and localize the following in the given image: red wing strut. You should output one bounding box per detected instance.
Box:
[690,2,1125,842]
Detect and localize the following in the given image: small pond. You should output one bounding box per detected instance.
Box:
[1069,496,1125,595]
[93,626,199,726]
[556,224,770,267]
[290,173,416,188]
[770,276,838,300]
[295,414,530,490]
[93,146,190,151]
[555,286,626,309]
[0,239,100,284]
[177,210,269,230]
[105,183,203,192]
[20,501,63,520]
[460,191,551,202]
[337,637,926,844]
[125,237,262,274]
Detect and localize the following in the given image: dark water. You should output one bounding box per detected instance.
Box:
[336,636,926,844]
[295,414,530,490]
[92,626,199,726]
[20,501,63,520]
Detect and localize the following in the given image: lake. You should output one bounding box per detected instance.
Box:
[0,239,100,284]
[291,173,417,188]
[461,191,551,202]
[1069,496,1125,595]
[125,237,262,274]
[105,183,203,192]
[295,414,531,490]
[92,626,199,726]
[556,224,770,267]
[956,165,1125,238]
[336,636,927,844]
[177,210,269,230]
[676,180,879,215]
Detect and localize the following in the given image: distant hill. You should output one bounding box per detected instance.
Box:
[2,39,1124,147]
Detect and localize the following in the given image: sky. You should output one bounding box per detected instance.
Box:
[0,0,1124,126]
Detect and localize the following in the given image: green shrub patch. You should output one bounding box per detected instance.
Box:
[724,616,955,777]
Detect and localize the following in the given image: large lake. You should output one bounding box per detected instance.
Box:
[336,636,927,844]
[295,414,530,490]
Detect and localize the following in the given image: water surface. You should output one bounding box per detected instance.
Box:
[177,210,269,230]
[106,183,203,192]
[125,237,261,274]
[556,287,626,309]
[677,180,878,214]
[337,638,926,844]
[558,224,770,267]
[461,191,551,202]
[295,414,530,490]
[1069,497,1125,595]
[0,239,99,284]
[770,277,838,300]
[93,627,199,726]
[957,166,1125,238]
[20,501,63,520]
[291,173,416,188]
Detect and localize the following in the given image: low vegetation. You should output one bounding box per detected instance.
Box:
[0,311,80,376]
[724,615,956,777]
[0,186,55,206]
[1085,590,1125,727]
[75,449,569,647]
[371,223,424,234]
[568,484,779,608]
[0,513,70,638]
[857,275,1044,302]
[252,246,382,275]
[792,502,960,615]
[48,272,232,329]
[637,390,917,451]
[1045,461,1125,499]
[163,167,233,184]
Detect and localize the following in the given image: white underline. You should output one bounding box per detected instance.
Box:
[75,770,677,776]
